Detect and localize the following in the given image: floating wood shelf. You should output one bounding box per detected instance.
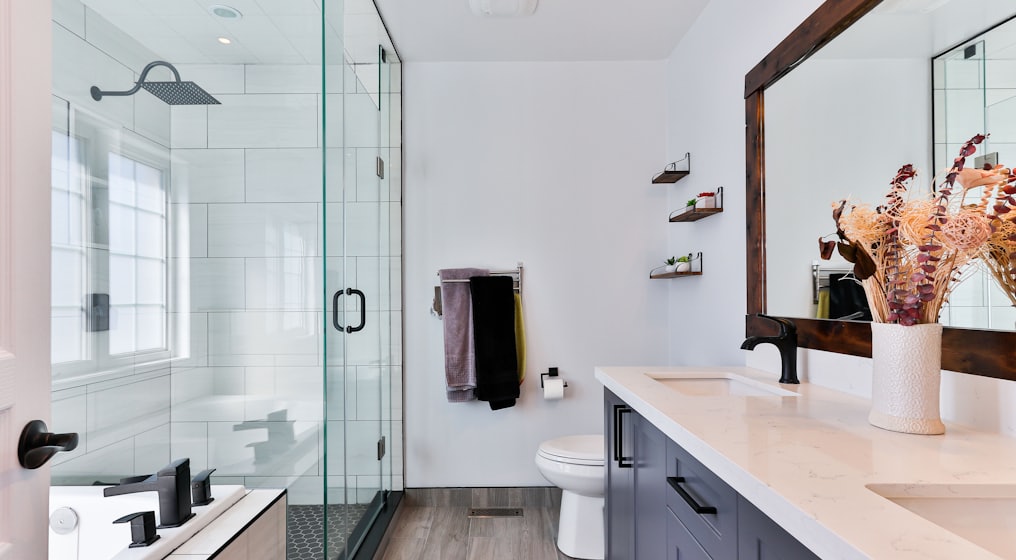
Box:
[650,270,703,279]
[652,152,691,184]
[669,186,724,222]
[652,170,690,184]
[649,252,704,279]
[670,207,722,222]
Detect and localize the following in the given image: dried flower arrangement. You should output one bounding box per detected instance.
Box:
[819,134,1016,326]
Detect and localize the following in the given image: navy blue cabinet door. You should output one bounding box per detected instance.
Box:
[634,413,667,560]
[737,497,820,560]
[605,390,635,560]
[668,507,714,560]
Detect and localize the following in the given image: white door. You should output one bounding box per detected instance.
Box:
[0,1,54,559]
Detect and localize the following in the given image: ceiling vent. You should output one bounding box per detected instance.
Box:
[469,0,538,17]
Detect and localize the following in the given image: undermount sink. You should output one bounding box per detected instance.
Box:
[646,372,798,398]
[867,483,1016,558]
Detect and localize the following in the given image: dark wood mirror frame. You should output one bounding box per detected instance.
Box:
[744,0,1016,382]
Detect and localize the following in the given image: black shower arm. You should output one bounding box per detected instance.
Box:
[91,61,183,99]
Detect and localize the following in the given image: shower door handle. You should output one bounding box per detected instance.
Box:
[348,289,366,333]
[332,288,366,334]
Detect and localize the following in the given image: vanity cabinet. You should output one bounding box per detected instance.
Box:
[605,390,667,560]
[606,390,635,559]
[605,389,818,560]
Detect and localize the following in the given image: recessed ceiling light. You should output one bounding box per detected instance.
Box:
[208,4,243,20]
[217,37,232,45]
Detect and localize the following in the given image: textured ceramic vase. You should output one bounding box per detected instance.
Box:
[869,322,945,435]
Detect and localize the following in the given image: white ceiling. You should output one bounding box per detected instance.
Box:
[78,0,709,65]
[80,0,393,66]
[373,0,710,62]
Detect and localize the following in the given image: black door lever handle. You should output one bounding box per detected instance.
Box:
[19,420,78,469]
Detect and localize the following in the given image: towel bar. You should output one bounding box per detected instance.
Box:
[433,262,523,317]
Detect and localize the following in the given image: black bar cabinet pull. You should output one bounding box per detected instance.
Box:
[613,405,633,469]
[667,476,717,515]
[332,288,366,333]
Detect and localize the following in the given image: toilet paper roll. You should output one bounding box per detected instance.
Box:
[543,378,565,400]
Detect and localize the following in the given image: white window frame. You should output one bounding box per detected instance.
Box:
[51,104,173,387]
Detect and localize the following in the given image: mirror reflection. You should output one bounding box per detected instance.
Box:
[765,1,1016,330]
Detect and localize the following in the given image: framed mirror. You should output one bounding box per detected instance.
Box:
[745,0,1016,381]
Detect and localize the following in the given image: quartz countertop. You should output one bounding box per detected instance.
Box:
[595,366,1016,560]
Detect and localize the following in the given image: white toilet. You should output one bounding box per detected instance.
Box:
[535,434,605,560]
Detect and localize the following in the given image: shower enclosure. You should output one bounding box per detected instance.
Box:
[48,0,402,557]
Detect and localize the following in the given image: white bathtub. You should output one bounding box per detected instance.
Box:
[49,484,245,560]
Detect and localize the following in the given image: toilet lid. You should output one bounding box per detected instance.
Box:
[538,434,604,465]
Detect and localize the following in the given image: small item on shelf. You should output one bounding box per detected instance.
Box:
[696,191,716,209]
[652,152,691,184]
[669,187,724,222]
[649,252,703,278]
[664,256,679,273]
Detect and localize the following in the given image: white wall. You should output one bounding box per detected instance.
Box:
[403,61,670,487]
[663,0,828,367]
[668,0,1016,437]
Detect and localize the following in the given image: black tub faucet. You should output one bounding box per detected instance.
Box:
[103,458,194,528]
[741,314,799,384]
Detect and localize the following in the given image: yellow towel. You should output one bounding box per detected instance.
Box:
[514,293,526,384]
[816,290,830,319]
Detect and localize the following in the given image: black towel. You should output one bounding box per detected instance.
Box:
[469,276,519,410]
[829,273,873,321]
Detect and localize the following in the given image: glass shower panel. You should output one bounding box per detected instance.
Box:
[51,0,402,556]
[323,20,377,560]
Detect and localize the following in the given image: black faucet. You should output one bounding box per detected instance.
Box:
[103,458,194,528]
[741,314,799,384]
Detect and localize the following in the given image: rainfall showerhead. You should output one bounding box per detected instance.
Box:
[90,61,221,106]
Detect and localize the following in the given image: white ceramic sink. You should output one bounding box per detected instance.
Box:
[867,483,1016,558]
[646,371,798,397]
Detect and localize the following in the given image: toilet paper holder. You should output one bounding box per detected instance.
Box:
[540,367,568,388]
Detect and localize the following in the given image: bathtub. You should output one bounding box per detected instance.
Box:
[49,484,245,560]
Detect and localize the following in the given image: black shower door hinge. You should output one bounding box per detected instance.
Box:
[377,436,386,461]
[376,156,385,179]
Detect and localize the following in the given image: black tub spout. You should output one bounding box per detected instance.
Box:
[103,458,194,528]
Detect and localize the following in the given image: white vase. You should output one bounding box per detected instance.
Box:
[868,322,945,435]
[664,264,677,273]
[675,262,691,273]
[696,196,716,209]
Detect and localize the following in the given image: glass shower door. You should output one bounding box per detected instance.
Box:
[323,2,387,555]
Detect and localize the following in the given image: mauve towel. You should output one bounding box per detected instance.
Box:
[439,268,489,402]
[469,275,519,410]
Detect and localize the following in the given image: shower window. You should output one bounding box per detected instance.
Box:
[107,152,168,356]
[50,117,171,381]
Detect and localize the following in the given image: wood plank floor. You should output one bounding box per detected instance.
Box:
[377,488,574,560]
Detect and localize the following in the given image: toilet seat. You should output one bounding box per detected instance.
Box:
[537,434,604,466]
